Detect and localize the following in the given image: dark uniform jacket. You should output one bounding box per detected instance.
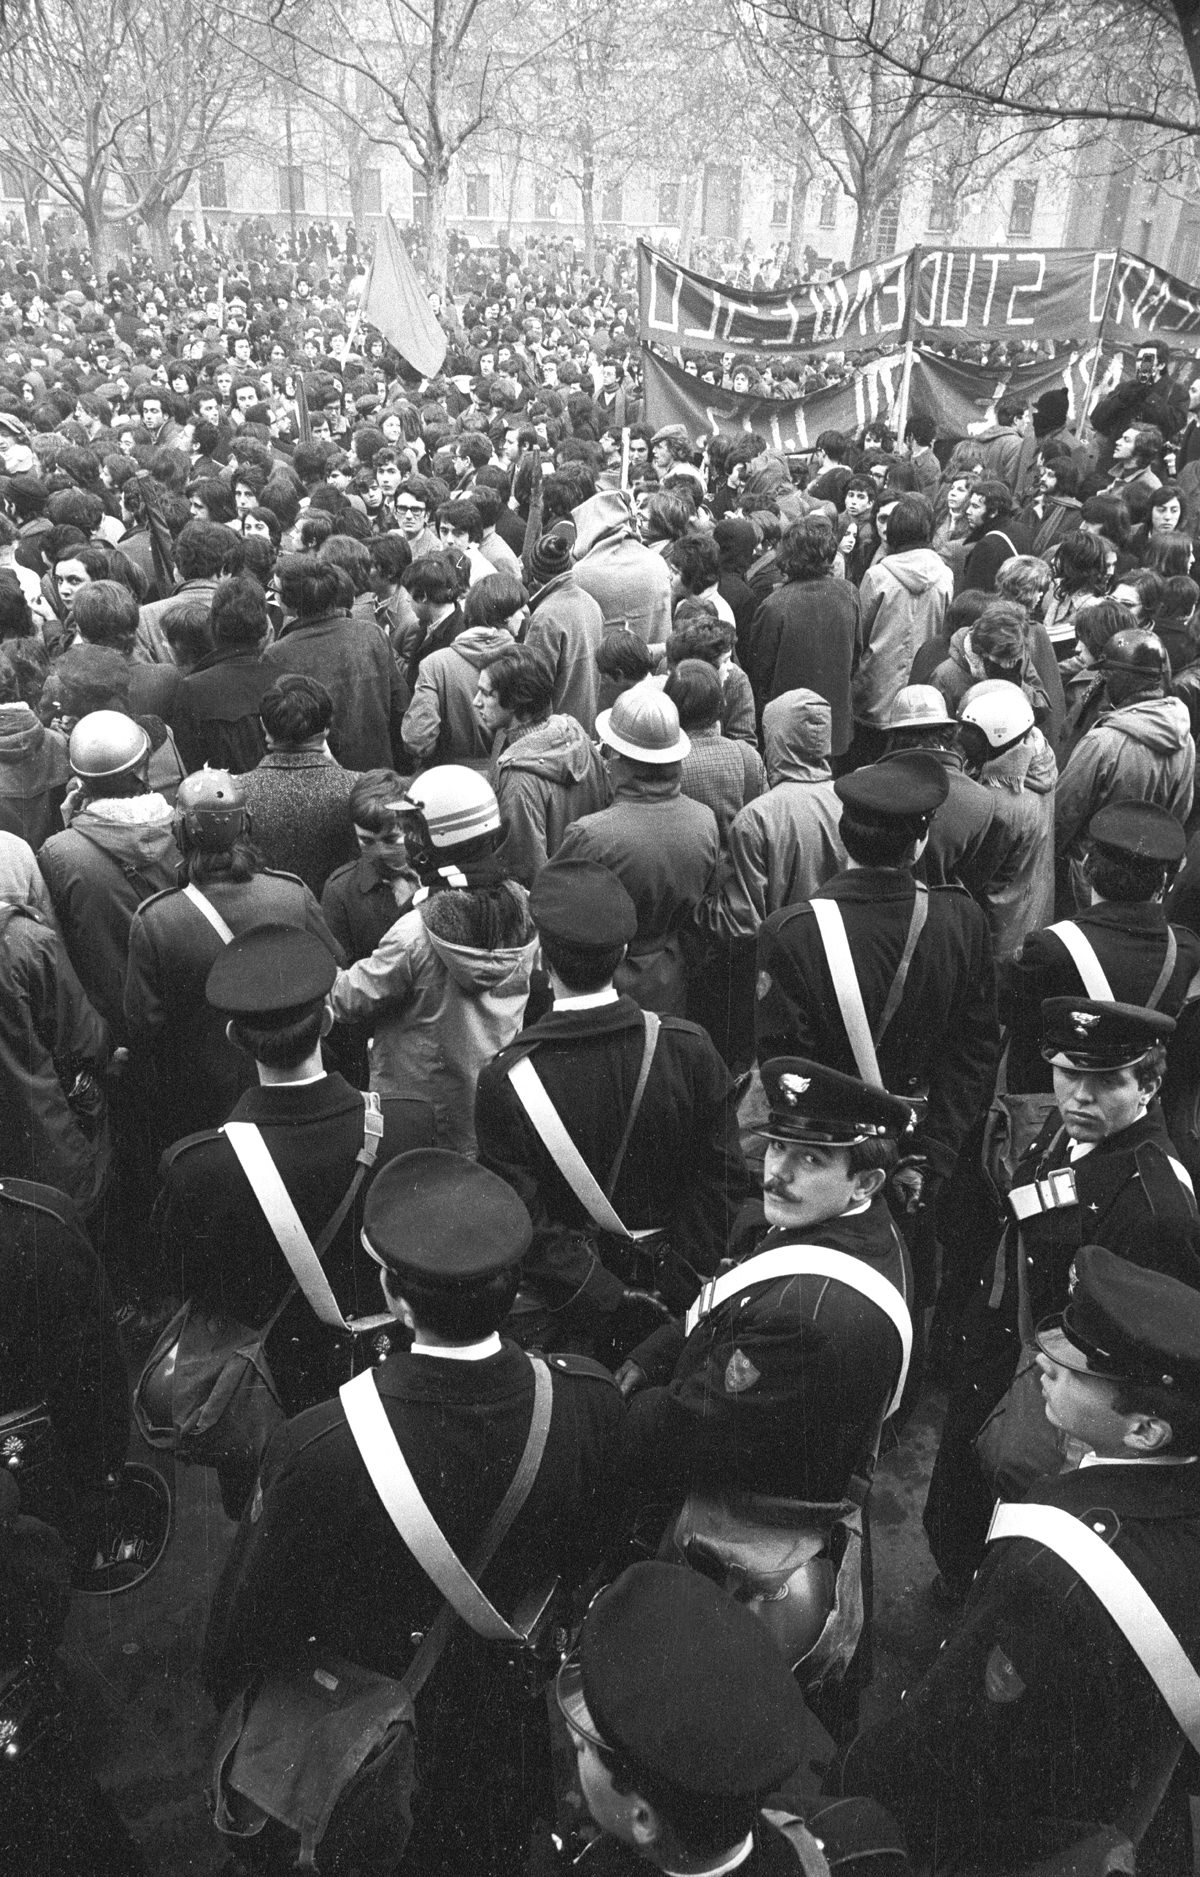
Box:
[0,902,106,1211]
[202,1343,624,1869]
[625,1197,911,1504]
[155,1072,435,1412]
[848,1459,1200,1873]
[756,868,1000,1179]
[320,854,417,964]
[0,1180,129,1522]
[475,995,750,1315]
[924,1105,1200,1585]
[1005,898,1200,1093]
[580,1808,910,1876]
[875,747,1000,901]
[123,869,342,1149]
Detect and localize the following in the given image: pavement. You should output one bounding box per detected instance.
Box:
[60,1392,954,1876]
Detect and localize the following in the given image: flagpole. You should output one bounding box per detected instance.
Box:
[895,340,915,445]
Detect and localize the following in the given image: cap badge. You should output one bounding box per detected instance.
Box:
[779,1073,811,1105]
[1070,1010,1101,1037]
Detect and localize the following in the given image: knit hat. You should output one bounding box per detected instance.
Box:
[1033,388,1070,436]
[528,523,575,587]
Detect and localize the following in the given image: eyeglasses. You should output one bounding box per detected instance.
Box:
[394,503,424,514]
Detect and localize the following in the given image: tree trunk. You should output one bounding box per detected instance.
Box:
[580,153,596,273]
[424,164,450,299]
[676,169,700,267]
[502,134,523,247]
[849,185,878,267]
[787,155,811,266]
[22,187,45,267]
[84,208,114,279]
[143,199,173,269]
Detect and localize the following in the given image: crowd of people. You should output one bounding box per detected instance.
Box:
[4,225,1200,1877]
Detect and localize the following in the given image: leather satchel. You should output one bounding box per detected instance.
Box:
[134,1094,385,1487]
[210,1356,554,1876]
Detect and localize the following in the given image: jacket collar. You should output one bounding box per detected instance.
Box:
[227,1071,360,1123]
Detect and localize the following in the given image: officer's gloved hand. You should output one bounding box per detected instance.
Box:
[604,1289,672,1370]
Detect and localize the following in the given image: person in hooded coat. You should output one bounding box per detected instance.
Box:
[0,647,70,847]
[520,524,605,735]
[1056,631,1195,911]
[850,498,954,760]
[570,489,672,647]
[329,768,538,1155]
[701,688,847,937]
[484,644,610,885]
[402,570,524,770]
[956,679,1058,962]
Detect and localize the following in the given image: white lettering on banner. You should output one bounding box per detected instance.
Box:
[940,251,978,329]
[979,254,1007,331]
[647,254,683,336]
[1007,252,1046,326]
[914,250,942,328]
[683,281,722,343]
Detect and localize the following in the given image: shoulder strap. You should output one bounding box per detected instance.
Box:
[1147,927,1178,1012]
[222,1092,387,1332]
[506,1013,661,1238]
[809,887,927,1087]
[183,882,235,945]
[685,1245,913,1417]
[1045,921,1115,1001]
[339,1356,553,1645]
[988,1500,1200,1753]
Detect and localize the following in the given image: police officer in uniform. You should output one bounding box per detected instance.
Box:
[619,1058,913,1507]
[846,1247,1200,1875]
[1005,802,1199,1092]
[556,1560,910,1875]
[755,751,1000,1306]
[475,859,750,1361]
[925,998,1200,1595]
[203,1150,625,1876]
[153,928,435,1435]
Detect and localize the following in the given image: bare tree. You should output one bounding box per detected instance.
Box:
[233,0,596,295]
[0,0,259,271]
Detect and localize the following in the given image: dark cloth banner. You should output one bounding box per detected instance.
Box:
[908,345,1107,435]
[638,243,910,356]
[641,347,905,451]
[910,248,1108,345]
[639,241,1200,354]
[641,345,1109,450]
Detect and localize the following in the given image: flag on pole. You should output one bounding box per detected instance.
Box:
[295,372,312,443]
[361,213,448,379]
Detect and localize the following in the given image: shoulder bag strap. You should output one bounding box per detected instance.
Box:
[1045,921,1115,1001]
[988,1500,1200,1753]
[182,882,236,945]
[809,887,927,1086]
[1147,927,1178,1011]
[506,1014,661,1239]
[339,1356,554,1646]
[876,882,927,1045]
[685,1244,912,1416]
[222,1093,387,1331]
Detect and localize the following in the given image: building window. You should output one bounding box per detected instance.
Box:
[877,198,901,254]
[658,179,679,222]
[771,178,791,226]
[278,165,305,215]
[1009,178,1038,239]
[199,162,227,210]
[534,176,559,219]
[818,181,838,229]
[927,178,952,235]
[361,168,382,216]
[601,181,623,223]
[465,173,490,218]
